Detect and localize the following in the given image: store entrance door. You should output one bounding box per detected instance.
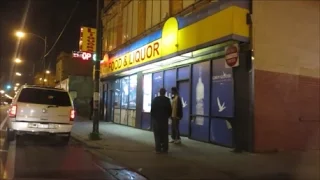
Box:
[177,80,190,136]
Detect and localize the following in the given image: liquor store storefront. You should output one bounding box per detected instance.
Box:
[100,5,252,148]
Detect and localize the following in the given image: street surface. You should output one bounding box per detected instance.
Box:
[0,105,146,180]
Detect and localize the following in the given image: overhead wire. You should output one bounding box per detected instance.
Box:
[44,1,79,60]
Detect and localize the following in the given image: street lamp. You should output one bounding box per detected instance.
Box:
[16,83,20,86]
[15,72,22,76]
[15,58,22,64]
[0,90,4,94]
[46,70,50,74]
[15,30,47,80]
[16,31,25,38]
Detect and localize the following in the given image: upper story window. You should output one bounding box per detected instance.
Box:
[146,0,169,30]
[183,0,197,9]
[122,0,138,43]
[103,4,119,52]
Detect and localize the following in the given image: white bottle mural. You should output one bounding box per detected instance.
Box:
[195,66,205,125]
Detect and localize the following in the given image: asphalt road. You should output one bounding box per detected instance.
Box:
[0,105,146,180]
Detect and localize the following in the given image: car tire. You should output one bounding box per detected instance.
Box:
[61,133,70,145]
[6,128,15,142]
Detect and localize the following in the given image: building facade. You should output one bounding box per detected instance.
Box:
[100,0,252,150]
[252,1,320,151]
[55,51,95,117]
[55,51,94,83]
[99,0,320,152]
[34,72,56,87]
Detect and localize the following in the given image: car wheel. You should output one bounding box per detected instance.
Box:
[61,133,70,145]
[6,128,15,142]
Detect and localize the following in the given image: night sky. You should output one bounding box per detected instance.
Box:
[0,0,96,88]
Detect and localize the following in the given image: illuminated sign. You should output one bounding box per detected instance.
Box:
[101,39,161,75]
[79,27,96,52]
[72,51,96,61]
[100,6,249,77]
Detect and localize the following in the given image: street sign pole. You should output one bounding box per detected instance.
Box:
[90,0,102,140]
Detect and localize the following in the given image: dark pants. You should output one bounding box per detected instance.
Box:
[153,120,169,152]
[171,118,180,140]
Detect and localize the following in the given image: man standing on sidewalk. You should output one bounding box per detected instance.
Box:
[170,87,183,144]
[151,88,172,153]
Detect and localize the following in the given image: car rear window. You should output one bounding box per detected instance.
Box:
[18,88,71,106]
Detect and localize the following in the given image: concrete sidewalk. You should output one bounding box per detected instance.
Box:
[71,118,319,180]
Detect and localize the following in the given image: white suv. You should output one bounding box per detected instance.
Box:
[7,85,75,144]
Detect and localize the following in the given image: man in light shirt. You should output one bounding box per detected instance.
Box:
[170,87,183,144]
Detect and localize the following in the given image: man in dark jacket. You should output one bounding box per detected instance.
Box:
[170,87,183,144]
[151,88,172,153]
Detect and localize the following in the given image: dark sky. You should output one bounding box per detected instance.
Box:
[0,0,96,88]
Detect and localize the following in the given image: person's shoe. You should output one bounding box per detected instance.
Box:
[169,140,175,143]
[174,139,181,144]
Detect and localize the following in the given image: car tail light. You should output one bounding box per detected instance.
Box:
[9,105,17,117]
[70,109,76,121]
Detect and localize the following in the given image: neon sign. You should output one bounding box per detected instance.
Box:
[72,51,96,61]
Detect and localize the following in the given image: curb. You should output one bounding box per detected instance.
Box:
[70,133,149,180]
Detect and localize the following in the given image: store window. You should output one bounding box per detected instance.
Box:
[120,77,129,125]
[152,72,163,99]
[211,58,234,117]
[191,61,210,125]
[129,75,137,109]
[143,74,152,112]
[114,79,121,108]
[164,69,176,98]
[146,0,169,30]
[121,77,129,109]
[113,79,121,123]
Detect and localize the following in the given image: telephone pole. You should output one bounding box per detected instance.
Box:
[90,0,103,140]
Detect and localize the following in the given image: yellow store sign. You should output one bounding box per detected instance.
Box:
[101,6,249,77]
[101,39,161,75]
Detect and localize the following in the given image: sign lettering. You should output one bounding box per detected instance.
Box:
[79,26,97,52]
[73,51,96,61]
[101,40,161,75]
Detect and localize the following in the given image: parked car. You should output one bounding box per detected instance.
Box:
[6,85,75,144]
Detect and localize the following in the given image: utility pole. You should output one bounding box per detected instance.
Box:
[42,36,47,86]
[90,0,102,140]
